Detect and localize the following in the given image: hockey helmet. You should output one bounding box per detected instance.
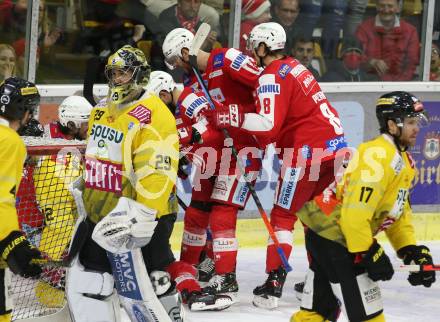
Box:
[162,28,194,70]
[105,45,151,105]
[59,95,93,128]
[0,77,40,121]
[376,91,428,132]
[145,71,176,96]
[17,118,44,137]
[247,22,286,52]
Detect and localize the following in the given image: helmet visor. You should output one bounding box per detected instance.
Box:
[164,55,179,70]
[406,111,430,128]
[105,66,136,87]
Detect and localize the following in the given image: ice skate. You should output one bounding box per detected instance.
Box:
[252,266,287,309]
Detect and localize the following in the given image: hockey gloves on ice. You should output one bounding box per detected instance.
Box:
[398,245,436,287]
[203,102,244,130]
[0,231,42,277]
[359,240,394,282]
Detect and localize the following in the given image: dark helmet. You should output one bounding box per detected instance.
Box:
[18,118,44,137]
[376,91,427,133]
[0,77,40,121]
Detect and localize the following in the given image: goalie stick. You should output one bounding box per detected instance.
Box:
[189,23,292,272]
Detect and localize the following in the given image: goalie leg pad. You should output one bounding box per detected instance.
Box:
[66,258,120,322]
[107,249,172,322]
[155,279,185,322]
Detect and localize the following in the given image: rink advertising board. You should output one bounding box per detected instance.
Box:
[409,101,440,205]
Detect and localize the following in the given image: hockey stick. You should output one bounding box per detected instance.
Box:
[177,195,188,211]
[396,264,440,272]
[189,23,292,272]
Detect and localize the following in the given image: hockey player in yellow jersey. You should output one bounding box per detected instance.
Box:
[66,45,180,322]
[291,91,436,322]
[0,77,42,322]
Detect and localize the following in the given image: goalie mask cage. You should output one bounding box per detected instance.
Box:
[11,137,85,321]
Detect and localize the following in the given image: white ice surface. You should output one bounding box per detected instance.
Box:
[122,242,440,322]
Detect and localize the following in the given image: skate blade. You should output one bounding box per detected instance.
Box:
[190,293,237,311]
[252,294,279,310]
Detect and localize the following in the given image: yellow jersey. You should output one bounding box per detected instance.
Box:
[297,134,416,253]
[33,152,82,258]
[83,92,179,223]
[0,120,26,241]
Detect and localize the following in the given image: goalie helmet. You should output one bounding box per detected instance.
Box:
[376,91,428,132]
[247,22,286,52]
[0,77,40,121]
[145,71,176,96]
[162,28,194,70]
[59,96,93,128]
[105,45,151,105]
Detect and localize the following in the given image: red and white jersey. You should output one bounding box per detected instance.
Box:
[205,47,263,149]
[176,86,224,169]
[241,57,346,162]
[17,164,44,228]
[43,122,70,139]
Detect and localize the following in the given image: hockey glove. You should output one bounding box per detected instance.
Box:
[358,240,394,282]
[397,245,436,287]
[203,103,244,130]
[0,231,42,277]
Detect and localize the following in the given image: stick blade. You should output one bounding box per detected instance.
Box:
[190,22,211,56]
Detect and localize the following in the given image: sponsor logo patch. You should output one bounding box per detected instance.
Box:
[291,63,307,77]
[209,88,225,102]
[85,157,123,193]
[213,53,224,68]
[312,91,326,103]
[185,95,208,118]
[326,136,347,152]
[278,63,292,79]
[90,124,124,143]
[209,69,223,79]
[297,70,317,95]
[231,53,247,71]
[257,83,280,94]
[128,105,151,125]
[277,167,301,209]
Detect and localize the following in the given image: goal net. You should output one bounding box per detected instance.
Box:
[10,137,85,321]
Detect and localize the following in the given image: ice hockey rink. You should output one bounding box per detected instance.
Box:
[119,242,440,322]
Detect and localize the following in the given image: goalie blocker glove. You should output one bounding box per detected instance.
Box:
[0,231,42,277]
[398,245,436,287]
[357,240,394,282]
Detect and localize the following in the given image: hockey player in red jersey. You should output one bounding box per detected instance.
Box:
[162,27,265,308]
[205,22,347,309]
[17,118,45,236]
[43,95,92,140]
[146,70,242,311]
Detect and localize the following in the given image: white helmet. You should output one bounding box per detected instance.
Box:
[145,71,176,96]
[58,96,92,128]
[162,28,194,70]
[247,22,286,52]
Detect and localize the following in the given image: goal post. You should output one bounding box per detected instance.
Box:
[11,137,85,321]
